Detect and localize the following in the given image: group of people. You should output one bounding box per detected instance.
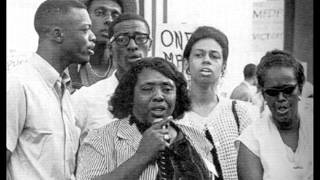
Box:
[7,0,313,180]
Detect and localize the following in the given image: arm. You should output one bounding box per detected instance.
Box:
[94,120,171,180]
[7,149,11,166]
[237,142,263,180]
[77,119,171,180]
[7,73,27,163]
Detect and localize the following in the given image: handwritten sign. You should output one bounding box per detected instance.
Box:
[252,0,284,51]
[154,24,197,72]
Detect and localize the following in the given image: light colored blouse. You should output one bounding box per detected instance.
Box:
[237,99,313,180]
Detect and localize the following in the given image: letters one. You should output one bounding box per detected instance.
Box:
[160,29,192,50]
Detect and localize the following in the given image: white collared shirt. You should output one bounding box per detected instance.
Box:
[7,53,80,180]
[71,71,119,141]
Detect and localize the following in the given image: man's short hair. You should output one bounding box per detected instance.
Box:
[80,0,137,14]
[110,57,190,120]
[243,63,257,79]
[34,0,86,36]
[108,13,150,38]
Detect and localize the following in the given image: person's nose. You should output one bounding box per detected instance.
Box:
[152,88,164,102]
[104,12,113,26]
[202,54,211,65]
[127,38,139,52]
[277,92,286,101]
[89,30,96,42]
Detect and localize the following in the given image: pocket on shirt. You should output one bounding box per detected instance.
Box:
[21,129,53,160]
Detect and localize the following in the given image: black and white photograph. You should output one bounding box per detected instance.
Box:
[7,0,313,179]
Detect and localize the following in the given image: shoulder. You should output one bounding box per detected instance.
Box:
[82,120,121,148]
[72,78,113,99]
[7,63,36,89]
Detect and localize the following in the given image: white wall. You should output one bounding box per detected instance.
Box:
[144,0,284,97]
[7,0,45,70]
[7,0,284,96]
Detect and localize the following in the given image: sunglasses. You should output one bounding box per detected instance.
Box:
[263,84,297,97]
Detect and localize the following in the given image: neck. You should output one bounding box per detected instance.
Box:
[190,80,218,105]
[89,43,107,65]
[129,115,151,134]
[115,68,126,81]
[90,43,111,77]
[245,78,254,86]
[36,44,68,75]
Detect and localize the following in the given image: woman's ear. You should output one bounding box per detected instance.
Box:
[221,63,227,77]
[148,38,153,51]
[184,58,191,75]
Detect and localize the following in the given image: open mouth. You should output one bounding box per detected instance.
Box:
[100,30,109,38]
[88,49,95,55]
[127,54,142,62]
[150,106,167,117]
[276,105,289,114]
[200,68,212,76]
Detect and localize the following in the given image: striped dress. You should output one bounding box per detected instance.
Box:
[76,116,217,180]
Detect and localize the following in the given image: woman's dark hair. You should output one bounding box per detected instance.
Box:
[110,57,191,119]
[256,49,305,92]
[183,26,229,75]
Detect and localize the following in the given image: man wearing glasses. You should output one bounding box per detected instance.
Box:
[71,13,152,141]
[68,0,138,91]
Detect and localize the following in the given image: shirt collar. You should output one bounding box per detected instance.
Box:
[31,53,70,88]
[242,80,252,88]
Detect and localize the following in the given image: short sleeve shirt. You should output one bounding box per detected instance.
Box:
[6,53,80,180]
[237,99,313,180]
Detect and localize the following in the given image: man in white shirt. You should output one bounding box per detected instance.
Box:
[71,13,152,140]
[6,0,96,179]
[230,63,258,103]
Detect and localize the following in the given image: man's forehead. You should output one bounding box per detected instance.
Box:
[89,0,122,10]
[113,20,148,34]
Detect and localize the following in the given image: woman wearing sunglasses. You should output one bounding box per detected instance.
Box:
[237,49,313,180]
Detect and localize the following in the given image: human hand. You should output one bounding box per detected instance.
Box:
[135,117,172,162]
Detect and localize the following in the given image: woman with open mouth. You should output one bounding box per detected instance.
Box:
[76,57,219,180]
[180,26,259,180]
[237,49,313,180]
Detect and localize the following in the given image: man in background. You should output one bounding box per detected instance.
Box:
[68,0,138,91]
[6,0,96,179]
[71,13,152,141]
[230,63,258,103]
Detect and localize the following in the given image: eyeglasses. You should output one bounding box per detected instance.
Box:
[110,33,150,47]
[263,84,297,97]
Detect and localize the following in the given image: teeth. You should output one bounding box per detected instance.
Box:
[200,71,212,75]
[277,107,289,114]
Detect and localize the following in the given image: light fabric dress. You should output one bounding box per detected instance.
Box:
[237,98,313,180]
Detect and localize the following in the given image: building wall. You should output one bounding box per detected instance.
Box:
[293,0,313,83]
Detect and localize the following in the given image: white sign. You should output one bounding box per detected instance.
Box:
[154,23,197,72]
[252,0,284,51]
